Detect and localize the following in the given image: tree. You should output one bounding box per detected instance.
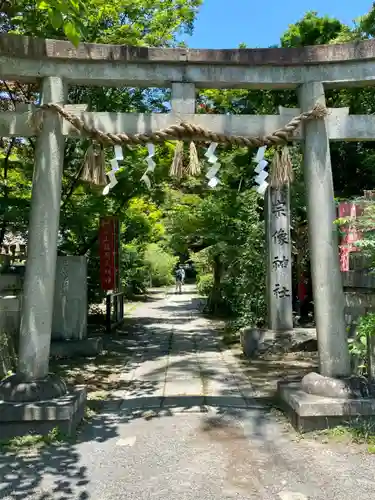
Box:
[281,11,343,47]
[165,6,375,327]
[3,0,202,46]
[0,0,202,301]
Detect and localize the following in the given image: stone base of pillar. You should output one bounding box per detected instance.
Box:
[277,378,375,432]
[240,327,316,358]
[0,372,68,401]
[0,384,86,439]
[301,371,374,399]
[50,337,103,359]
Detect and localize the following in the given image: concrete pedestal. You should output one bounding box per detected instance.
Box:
[0,386,87,439]
[240,327,316,358]
[278,380,375,432]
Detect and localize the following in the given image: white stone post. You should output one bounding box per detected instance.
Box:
[265,185,293,331]
[298,82,350,378]
[18,77,66,380]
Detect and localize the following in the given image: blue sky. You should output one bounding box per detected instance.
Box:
[186,0,374,49]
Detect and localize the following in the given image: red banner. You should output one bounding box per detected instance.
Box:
[99,217,119,291]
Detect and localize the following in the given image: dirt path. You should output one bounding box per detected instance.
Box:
[1,285,375,500]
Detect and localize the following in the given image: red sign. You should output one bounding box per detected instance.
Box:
[99,217,119,291]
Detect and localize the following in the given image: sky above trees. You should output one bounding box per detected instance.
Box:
[186,0,373,48]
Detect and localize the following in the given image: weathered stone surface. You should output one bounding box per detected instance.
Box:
[0,372,67,402]
[50,338,103,359]
[3,36,375,88]
[52,255,88,341]
[0,274,22,293]
[0,295,21,336]
[265,186,293,331]
[342,270,375,289]
[2,33,375,65]
[17,76,66,380]
[301,372,371,399]
[278,380,375,432]
[299,82,351,378]
[0,386,86,439]
[240,327,316,358]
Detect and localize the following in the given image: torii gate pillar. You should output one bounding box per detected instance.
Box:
[298,82,350,378]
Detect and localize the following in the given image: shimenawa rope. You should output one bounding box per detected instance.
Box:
[30,102,327,148]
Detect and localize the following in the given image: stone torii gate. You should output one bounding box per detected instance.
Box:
[0,34,375,434]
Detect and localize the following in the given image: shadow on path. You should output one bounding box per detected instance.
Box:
[0,412,120,500]
[0,285,272,500]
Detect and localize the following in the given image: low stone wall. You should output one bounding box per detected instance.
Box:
[342,270,375,328]
[0,256,88,344]
[0,274,22,293]
[0,295,22,336]
[0,331,17,379]
[52,256,87,341]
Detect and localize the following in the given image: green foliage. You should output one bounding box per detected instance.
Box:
[191,248,211,277]
[0,0,202,304]
[121,243,149,295]
[281,11,343,47]
[196,274,213,297]
[36,0,86,45]
[167,174,266,322]
[3,2,375,332]
[5,0,202,47]
[348,313,375,376]
[144,243,177,287]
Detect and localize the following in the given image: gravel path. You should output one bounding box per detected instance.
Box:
[1,285,375,500]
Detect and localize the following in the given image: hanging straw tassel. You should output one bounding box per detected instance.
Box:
[270,146,294,188]
[80,144,96,184]
[170,141,184,178]
[80,144,107,186]
[280,145,294,185]
[96,146,107,186]
[270,149,282,189]
[187,141,201,176]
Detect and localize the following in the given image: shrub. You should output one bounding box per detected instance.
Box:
[196,273,214,297]
[121,243,149,295]
[144,243,177,287]
[349,312,375,377]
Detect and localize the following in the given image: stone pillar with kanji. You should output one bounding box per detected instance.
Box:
[266,185,293,331]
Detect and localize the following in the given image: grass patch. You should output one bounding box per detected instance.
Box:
[312,418,375,453]
[266,405,375,454]
[0,406,97,452]
[0,427,66,452]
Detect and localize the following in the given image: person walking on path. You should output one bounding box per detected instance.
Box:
[175,264,185,294]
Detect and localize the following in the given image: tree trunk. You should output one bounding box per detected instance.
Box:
[207,254,223,314]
